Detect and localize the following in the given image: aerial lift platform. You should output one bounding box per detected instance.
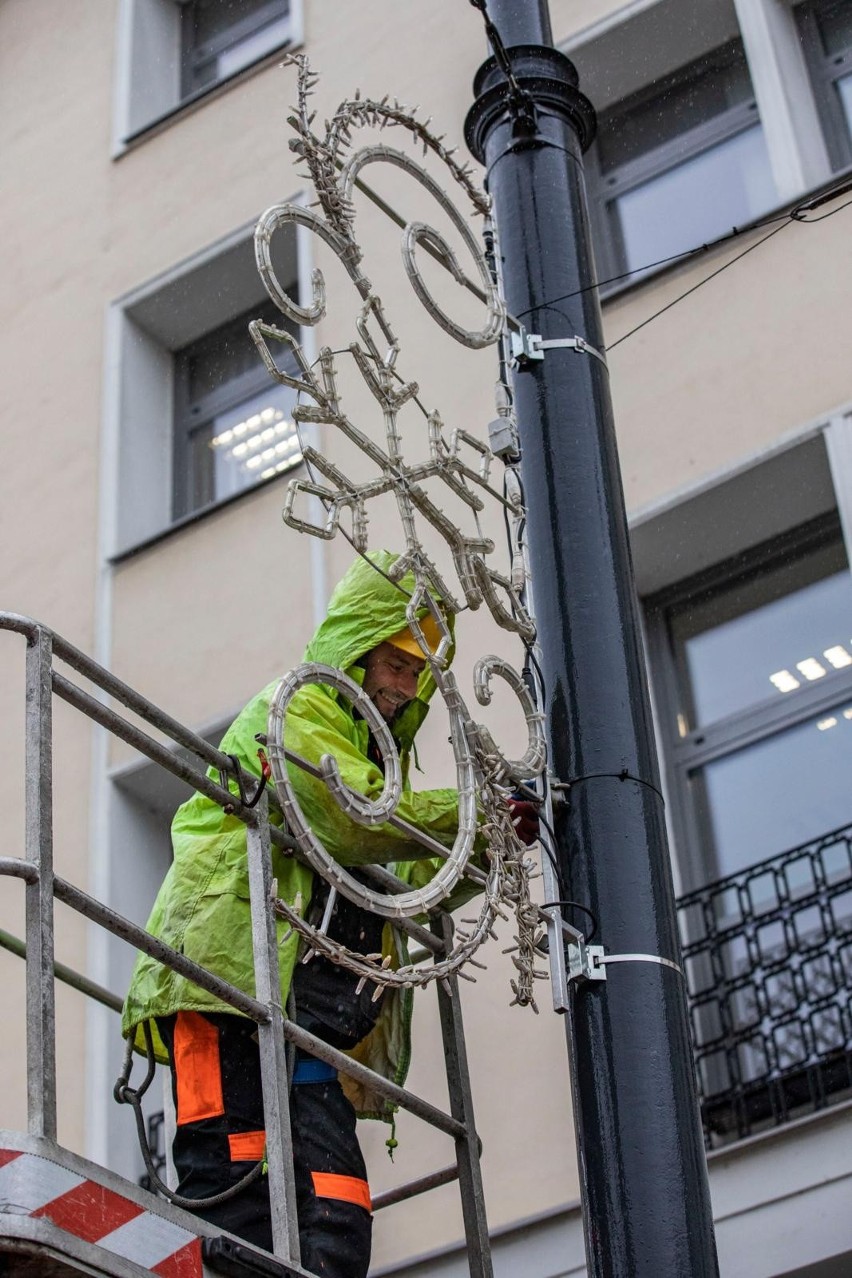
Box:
[0,613,506,1278]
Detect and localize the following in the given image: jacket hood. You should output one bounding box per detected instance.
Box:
[303,550,454,749]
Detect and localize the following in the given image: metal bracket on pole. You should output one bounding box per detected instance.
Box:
[510,327,608,370]
[537,771,605,1010]
[539,904,606,1013]
[565,931,607,985]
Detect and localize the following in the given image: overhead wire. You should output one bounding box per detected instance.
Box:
[603,173,851,352]
[327,69,852,357]
[514,207,793,318]
[606,220,792,352]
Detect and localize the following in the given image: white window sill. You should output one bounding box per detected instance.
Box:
[113,38,302,160]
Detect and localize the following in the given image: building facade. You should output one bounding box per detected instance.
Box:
[1,1,850,1275]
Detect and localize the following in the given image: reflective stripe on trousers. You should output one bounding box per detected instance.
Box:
[156,1011,372,1278]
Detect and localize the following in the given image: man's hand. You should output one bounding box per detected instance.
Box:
[507,798,539,846]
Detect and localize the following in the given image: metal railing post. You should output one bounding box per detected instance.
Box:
[24,627,57,1139]
[246,795,301,1263]
[433,914,492,1278]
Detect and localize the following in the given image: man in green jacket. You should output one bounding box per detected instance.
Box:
[123,549,538,1276]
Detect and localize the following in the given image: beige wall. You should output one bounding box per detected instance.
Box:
[605,211,852,511]
[1,0,850,1267]
[0,0,114,1154]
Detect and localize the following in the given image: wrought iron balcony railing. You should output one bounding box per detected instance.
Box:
[677,823,852,1148]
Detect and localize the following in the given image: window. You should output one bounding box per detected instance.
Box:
[587,38,774,279]
[797,0,852,170]
[651,517,852,892]
[180,0,292,98]
[109,220,302,555]
[566,0,847,291]
[115,0,300,145]
[651,494,852,1144]
[634,426,852,1142]
[173,302,301,520]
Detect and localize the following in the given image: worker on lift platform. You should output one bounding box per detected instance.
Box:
[122,549,539,1278]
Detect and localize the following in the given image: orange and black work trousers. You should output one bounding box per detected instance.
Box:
[156,1011,372,1278]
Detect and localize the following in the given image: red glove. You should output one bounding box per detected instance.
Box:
[506,798,539,846]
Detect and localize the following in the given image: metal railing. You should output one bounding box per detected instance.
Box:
[677,823,852,1148]
[0,613,494,1276]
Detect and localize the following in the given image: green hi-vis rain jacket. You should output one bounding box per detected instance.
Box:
[122,550,475,1120]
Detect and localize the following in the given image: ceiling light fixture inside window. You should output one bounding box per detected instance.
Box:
[769,670,800,693]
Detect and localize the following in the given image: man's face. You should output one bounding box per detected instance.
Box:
[362,641,426,722]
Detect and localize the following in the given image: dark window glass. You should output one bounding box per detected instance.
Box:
[839,75,852,134]
[811,0,852,57]
[181,0,291,97]
[173,302,301,520]
[184,308,269,402]
[190,0,276,48]
[657,522,852,892]
[670,539,852,729]
[612,125,772,276]
[597,43,754,171]
[690,707,852,878]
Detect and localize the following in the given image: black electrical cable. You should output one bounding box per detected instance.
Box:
[791,174,852,220]
[606,220,792,352]
[522,642,545,696]
[116,1024,265,1210]
[794,194,852,222]
[536,811,560,851]
[468,0,537,131]
[542,899,598,941]
[515,208,792,319]
[528,178,852,353]
[537,835,563,889]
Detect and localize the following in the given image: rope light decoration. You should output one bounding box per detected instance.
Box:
[256,56,548,1008]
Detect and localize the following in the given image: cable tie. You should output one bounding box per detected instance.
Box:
[594,951,684,979]
[510,328,608,370]
[791,174,852,219]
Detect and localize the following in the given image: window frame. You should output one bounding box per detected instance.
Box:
[565,0,838,295]
[585,40,763,282]
[114,0,302,151]
[179,0,291,100]
[171,300,300,523]
[796,0,852,172]
[106,213,306,560]
[646,513,852,894]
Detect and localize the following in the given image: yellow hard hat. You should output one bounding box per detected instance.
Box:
[386,613,443,657]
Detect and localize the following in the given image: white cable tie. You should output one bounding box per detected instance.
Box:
[595,952,684,978]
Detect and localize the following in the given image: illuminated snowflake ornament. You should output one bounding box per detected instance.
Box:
[254,57,548,1008]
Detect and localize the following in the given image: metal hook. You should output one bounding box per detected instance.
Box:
[220,748,272,814]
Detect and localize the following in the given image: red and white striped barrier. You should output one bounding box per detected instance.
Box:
[0,1147,201,1276]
